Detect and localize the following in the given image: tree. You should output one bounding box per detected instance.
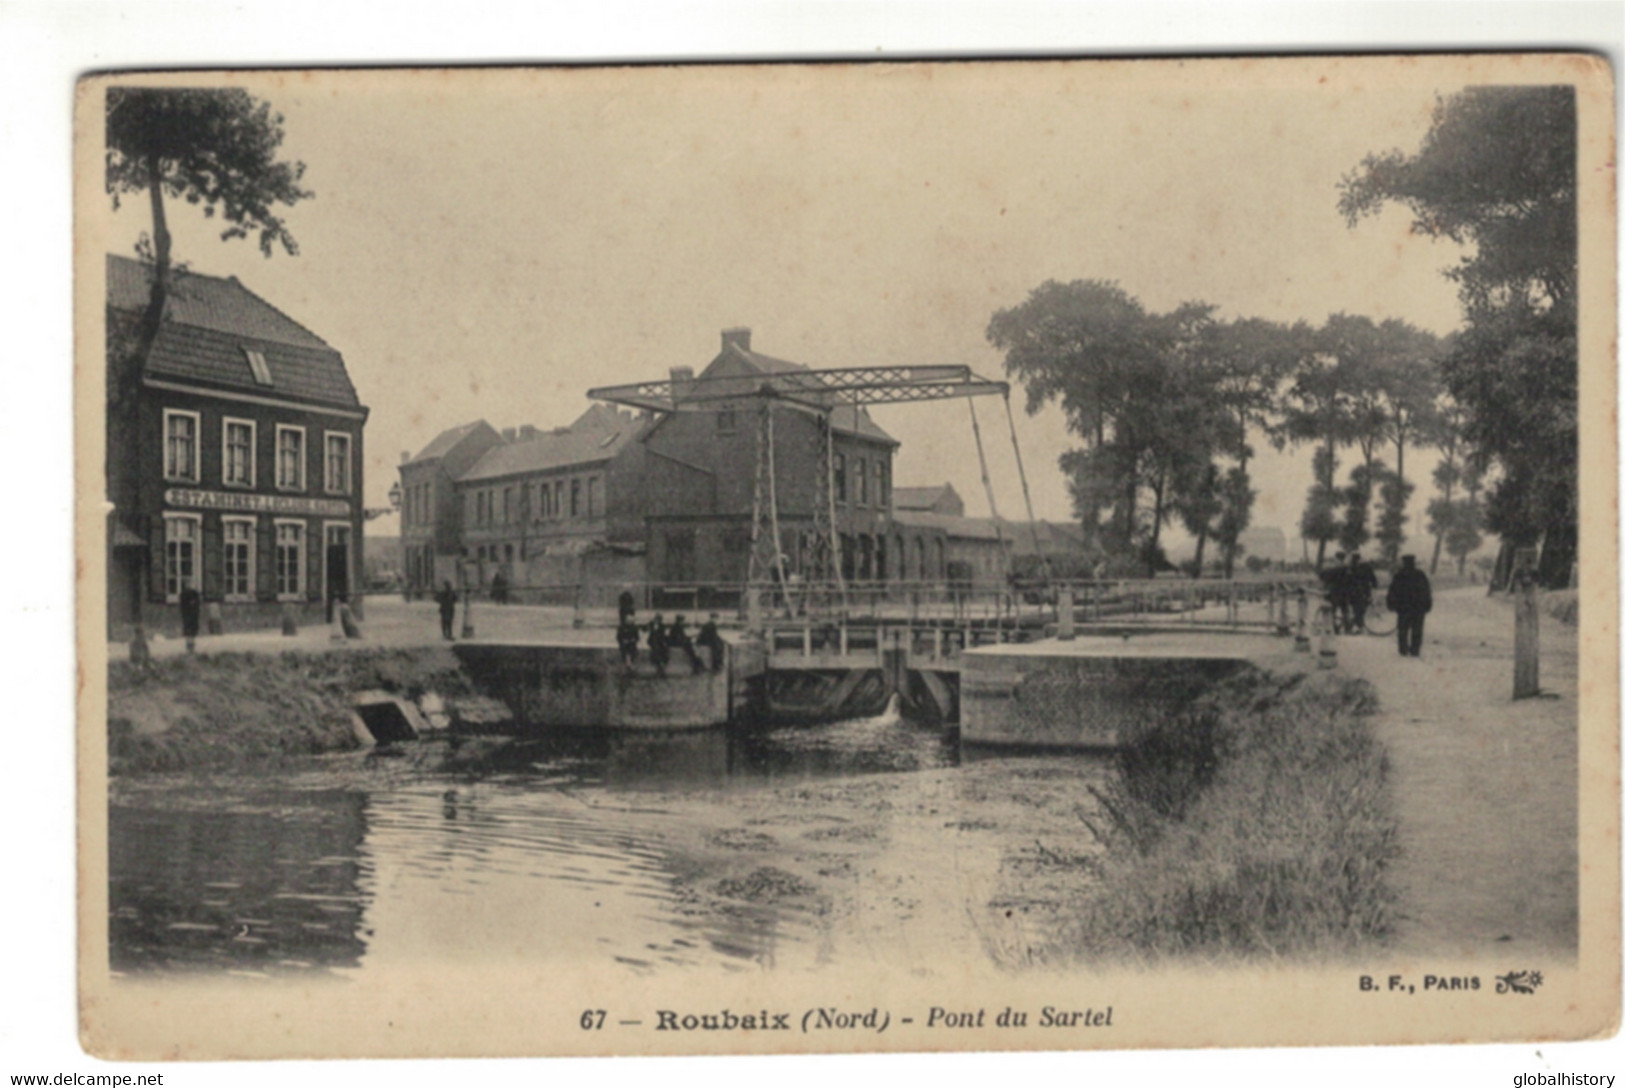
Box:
[1212,465,1257,580]
[108,87,311,371]
[1298,446,1342,565]
[105,87,311,640]
[1375,468,1415,565]
[1202,317,1301,577]
[1340,85,1576,586]
[988,282,1242,575]
[1278,317,1370,567]
[1339,459,1387,555]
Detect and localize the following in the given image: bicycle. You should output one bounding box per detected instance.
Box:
[1358,596,1396,637]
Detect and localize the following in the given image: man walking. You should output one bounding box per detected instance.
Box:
[1386,554,1432,657]
[435,581,459,641]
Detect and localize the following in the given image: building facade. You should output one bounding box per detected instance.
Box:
[637,329,902,586]
[396,329,1089,597]
[106,255,369,638]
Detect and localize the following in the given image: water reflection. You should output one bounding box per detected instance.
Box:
[109,712,962,978]
[109,787,370,976]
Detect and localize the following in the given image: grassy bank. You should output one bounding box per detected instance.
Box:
[1054,667,1398,962]
[106,647,477,775]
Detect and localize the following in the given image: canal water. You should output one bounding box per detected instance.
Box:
[107,710,1078,979]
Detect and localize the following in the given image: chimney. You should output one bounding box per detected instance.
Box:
[502,427,517,442]
[520,425,538,440]
[400,450,411,464]
[721,327,751,352]
[669,366,696,403]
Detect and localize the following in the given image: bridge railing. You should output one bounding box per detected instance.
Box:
[446,575,1323,635]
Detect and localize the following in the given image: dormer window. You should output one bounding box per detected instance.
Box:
[243,348,273,386]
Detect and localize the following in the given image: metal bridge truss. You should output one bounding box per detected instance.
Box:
[587,365,1029,619]
[586,365,1010,413]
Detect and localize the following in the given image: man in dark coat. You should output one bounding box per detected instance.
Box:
[1348,551,1379,633]
[179,582,202,653]
[1319,551,1350,632]
[668,615,703,674]
[646,613,669,677]
[618,588,636,625]
[435,581,459,641]
[1386,554,1432,657]
[616,615,640,669]
[696,613,726,673]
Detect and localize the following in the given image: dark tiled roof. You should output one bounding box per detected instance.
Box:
[109,255,331,349]
[714,344,897,446]
[830,404,897,446]
[108,254,361,410]
[409,421,493,465]
[461,411,643,482]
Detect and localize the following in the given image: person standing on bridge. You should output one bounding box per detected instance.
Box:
[1386,554,1432,658]
[616,614,640,669]
[697,613,726,673]
[668,615,703,674]
[436,581,459,641]
[646,612,670,677]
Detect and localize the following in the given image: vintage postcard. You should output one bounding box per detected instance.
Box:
[76,54,1617,1059]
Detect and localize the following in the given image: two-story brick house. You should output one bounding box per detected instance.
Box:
[106,255,369,637]
[639,328,901,586]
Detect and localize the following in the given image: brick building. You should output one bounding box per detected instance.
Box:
[106,255,369,638]
[640,328,902,586]
[397,420,503,595]
[400,406,652,595]
[400,329,914,593]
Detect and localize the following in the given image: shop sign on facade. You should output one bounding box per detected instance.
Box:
[164,488,352,519]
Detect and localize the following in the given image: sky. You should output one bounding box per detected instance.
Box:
[97,60,1480,555]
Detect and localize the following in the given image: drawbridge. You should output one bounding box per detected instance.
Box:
[587,363,1048,616]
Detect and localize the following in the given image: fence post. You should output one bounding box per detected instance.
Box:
[1057,586,1075,640]
[1316,604,1337,669]
[1294,589,1310,653]
[1513,548,1541,698]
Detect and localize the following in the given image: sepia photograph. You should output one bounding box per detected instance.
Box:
[70,49,1614,1061]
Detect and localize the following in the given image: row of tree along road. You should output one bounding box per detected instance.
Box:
[985,86,1576,589]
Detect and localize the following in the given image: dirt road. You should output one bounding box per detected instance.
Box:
[1333,586,1582,959]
